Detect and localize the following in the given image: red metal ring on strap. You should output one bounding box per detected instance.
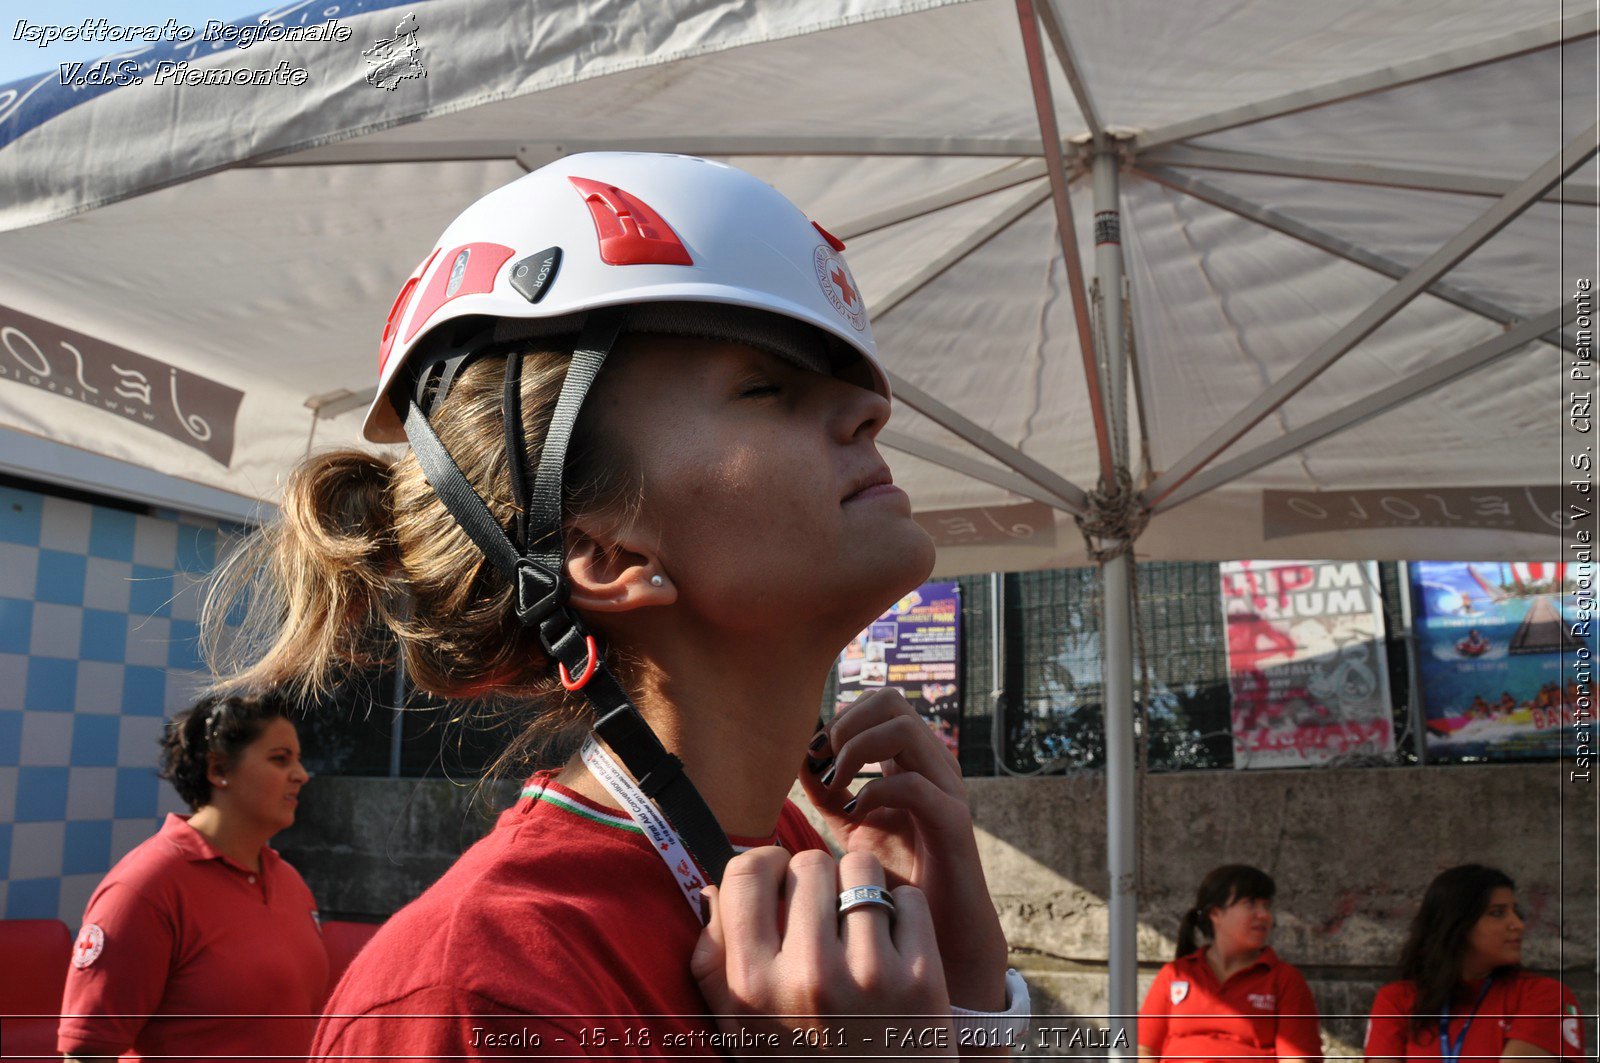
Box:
[559,635,599,691]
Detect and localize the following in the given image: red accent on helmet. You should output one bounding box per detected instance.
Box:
[404,243,517,344]
[812,221,847,252]
[568,176,694,266]
[378,248,439,373]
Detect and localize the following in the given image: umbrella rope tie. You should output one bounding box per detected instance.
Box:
[1074,467,1149,563]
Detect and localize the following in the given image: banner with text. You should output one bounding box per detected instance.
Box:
[1410,561,1592,760]
[836,581,960,758]
[1221,560,1395,769]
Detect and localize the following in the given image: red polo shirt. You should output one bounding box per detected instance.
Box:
[58,813,328,1062]
[1139,947,1323,1062]
[1365,972,1585,1060]
[313,775,831,1060]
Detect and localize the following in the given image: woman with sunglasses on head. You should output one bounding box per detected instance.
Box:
[1365,865,1585,1062]
[1138,864,1322,1063]
[204,153,1025,1057]
[58,694,324,1062]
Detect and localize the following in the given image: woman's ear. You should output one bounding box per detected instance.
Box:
[565,520,676,614]
[206,753,229,791]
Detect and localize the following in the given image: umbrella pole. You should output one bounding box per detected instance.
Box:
[1092,150,1139,1054]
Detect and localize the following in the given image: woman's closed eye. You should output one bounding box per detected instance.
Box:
[737,377,784,399]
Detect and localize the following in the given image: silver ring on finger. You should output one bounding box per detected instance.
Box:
[838,885,896,919]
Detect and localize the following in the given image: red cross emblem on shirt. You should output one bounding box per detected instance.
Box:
[830,266,857,308]
[72,924,104,969]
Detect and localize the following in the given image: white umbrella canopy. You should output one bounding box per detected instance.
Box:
[0,0,1591,572]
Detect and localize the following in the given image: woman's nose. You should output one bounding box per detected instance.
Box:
[836,382,890,443]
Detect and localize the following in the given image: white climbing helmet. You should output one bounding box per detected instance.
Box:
[363,151,887,442]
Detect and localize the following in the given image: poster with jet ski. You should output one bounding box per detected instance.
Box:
[836,580,961,758]
[1221,560,1395,769]
[1410,561,1593,761]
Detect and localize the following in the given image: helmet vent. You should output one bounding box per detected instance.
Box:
[568,176,693,267]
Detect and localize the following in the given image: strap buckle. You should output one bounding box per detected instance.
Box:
[514,556,568,626]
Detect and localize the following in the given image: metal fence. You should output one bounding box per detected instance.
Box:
[985,561,1420,776]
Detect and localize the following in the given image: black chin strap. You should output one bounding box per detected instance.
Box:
[398,310,735,887]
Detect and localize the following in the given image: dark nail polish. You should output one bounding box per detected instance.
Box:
[698,891,711,925]
[807,754,834,775]
[820,765,837,787]
[808,731,828,753]
[842,798,857,814]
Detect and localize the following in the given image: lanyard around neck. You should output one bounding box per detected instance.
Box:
[1438,975,1495,1063]
[580,737,710,920]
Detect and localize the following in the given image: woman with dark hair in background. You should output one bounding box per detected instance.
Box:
[57,694,325,1062]
[1139,864,1322,1063]
[1365,864,1585,1062]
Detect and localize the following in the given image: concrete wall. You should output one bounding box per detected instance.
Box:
[276,762,1597,1057]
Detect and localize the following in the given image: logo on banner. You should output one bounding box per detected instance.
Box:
[72,924,105,968]
[1170,981,1189,1004]
[0,303,243,465]
[364,11,425,90]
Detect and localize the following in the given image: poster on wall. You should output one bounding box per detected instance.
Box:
[836,581,961,758]
[1409,561,1592,760]
[1220,560,1395,769]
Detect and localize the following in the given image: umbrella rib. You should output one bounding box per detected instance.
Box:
[868,185,1051,317]
[834,160,1050,241]
[884,371,1089,514]
[1152,304,1574,512]
[878,429,1085,515]
[1139,165,1577,353]
[1142,146,1600,207]
[1141,121,1599,510]
[1133,15,1594,153]
[1016,0,1114,486]
[1037,0,1106,145]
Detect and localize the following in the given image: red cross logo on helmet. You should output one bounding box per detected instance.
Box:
[830,265,857,309]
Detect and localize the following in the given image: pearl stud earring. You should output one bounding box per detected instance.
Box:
[650,575,664,587]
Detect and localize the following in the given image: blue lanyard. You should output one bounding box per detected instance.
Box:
[1438,976,1495,1063]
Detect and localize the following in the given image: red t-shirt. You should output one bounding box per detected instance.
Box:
[58,813,328,1062]
[1365,972,1586,1061]
[1138,947,1323,1062]
[313,775,832,1060]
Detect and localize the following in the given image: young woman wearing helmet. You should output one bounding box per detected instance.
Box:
[1138,864,1322,1063]
[1365,865,1585,1062]
[206,152,1025,1055]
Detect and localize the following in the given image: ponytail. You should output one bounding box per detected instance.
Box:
[1176,907,1207,960]
[204,450,404,705]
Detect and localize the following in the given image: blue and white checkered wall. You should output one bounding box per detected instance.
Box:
[0,480,231,924]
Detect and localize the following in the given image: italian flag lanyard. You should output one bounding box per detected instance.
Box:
[581,736,709,919]
[1438,976,1495,1063]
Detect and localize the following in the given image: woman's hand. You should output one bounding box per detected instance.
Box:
[690,847,953,1056]
[800,690,1010,1012]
